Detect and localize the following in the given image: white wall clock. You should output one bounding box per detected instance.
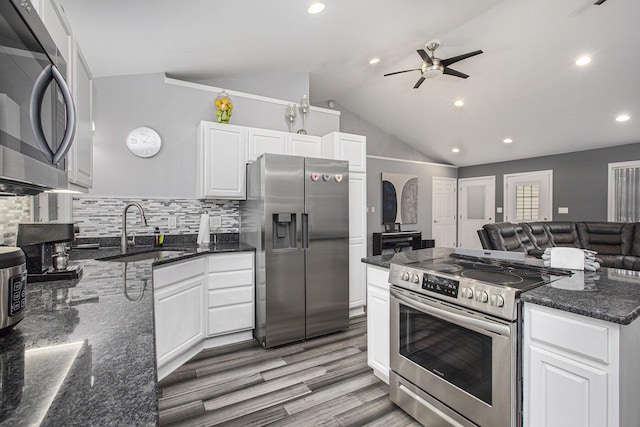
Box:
[126,126,162,158]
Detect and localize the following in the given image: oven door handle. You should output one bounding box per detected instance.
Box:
[391,288,512,337]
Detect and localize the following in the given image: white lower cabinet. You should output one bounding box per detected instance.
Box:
[153,251,255,380]
[366,264,390,383]
[153,257,206,380]
[524,303,640,427]
[207,252,255,336]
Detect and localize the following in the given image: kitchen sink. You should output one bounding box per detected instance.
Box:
[97,249,186,263]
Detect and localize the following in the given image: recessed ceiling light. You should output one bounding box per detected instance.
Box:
[452,148,460,153]
[369,57,380,65]
[616,114,630,122]
[454,100,464,107]
[575,56,591,66]
[307,2,326,14]
[503,138,513,144]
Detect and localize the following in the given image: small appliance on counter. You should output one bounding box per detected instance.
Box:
[0,247,27,334]
[17,223,82,282]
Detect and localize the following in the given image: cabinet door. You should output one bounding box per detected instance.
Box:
[247,128,286,162]
[322,132,366,173]
[198,122,246,199]
[154,275,206,366]
[349,241,366,310]
[68,41,93,188]
[349,173,366,242]
[367,283,389,381]
[287,134,322,157]
[39,0,72,67]
[526,346,608,427]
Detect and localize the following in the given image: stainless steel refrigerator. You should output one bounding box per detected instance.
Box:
[241,153,349,348]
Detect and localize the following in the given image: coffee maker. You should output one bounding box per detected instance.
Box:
[16,223,82,282]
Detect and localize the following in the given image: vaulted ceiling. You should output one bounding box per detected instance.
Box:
[60,0,639,166]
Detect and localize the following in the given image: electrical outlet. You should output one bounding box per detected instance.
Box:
[167,216,177,229]
[210,215,222,228]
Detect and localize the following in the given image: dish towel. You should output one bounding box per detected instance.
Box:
[541,247,601,271]
[197,213,210,246]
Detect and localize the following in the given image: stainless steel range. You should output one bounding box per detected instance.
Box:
[388,249,570,427]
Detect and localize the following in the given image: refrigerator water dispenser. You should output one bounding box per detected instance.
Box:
[272,213,296,249]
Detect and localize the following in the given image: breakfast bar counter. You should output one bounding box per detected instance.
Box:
[0,242,254,426]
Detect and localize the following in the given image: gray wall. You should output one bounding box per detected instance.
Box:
[336,102,439,162]
[91,72,339,198]
[458,142,640,222]
[366,156,458,256]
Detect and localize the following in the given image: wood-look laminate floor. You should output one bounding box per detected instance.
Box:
[157,316,421,426]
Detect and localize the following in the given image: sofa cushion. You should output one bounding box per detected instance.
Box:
[576,222,633,255]
[483,222,525,252]
[521,222,553,249]
[543,222,580,247]
[597,255,627,269]
[624,256,640,271]
[632,224,640,256]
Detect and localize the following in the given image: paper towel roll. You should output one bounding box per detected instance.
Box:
[197,213,210,245]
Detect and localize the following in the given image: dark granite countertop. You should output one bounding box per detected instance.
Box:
[0,243,254,426]
[361,247,455,268]
[362,248,640,325]
[521,268,640,325]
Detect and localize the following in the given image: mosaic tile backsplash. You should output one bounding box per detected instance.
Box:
[72,197,239,238]
[0,196,32,246]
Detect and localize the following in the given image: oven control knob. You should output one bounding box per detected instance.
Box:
[401,271,410,281]
[411,273,420,284]
[490,294,505,307]
[475,290,489,303]
[461,288,474,299]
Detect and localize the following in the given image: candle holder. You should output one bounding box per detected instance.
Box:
[297,95,310,134]
[285,103,297,133]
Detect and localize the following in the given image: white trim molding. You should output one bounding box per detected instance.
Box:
[367,155,458,169]
[164,75,340,116]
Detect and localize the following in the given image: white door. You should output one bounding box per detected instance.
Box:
[458,176,495,249]
[432,177,457,247]
[504,170,553,223]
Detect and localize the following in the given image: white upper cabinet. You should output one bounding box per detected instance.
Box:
[287,134,322,158]
[67,40,93,189]
[321,132,367,173]
[37,0,72,67]
[246,128,286,162]
[198,121,247,199]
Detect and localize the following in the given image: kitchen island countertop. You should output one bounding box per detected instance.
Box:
[362,248,640,325]
[0,242,254,426]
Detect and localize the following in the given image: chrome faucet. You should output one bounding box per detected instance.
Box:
[121,202,148,253]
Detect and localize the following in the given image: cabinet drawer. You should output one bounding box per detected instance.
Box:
[208,303,254,336]
[208,252,253,272]
[153,257,205,288]
[208,286,253,308]
[528,305,610,364]
[209,270,253,289]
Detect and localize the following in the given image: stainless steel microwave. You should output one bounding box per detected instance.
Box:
[0,0,76,195]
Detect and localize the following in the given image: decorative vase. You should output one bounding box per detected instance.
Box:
[214,91,233,124]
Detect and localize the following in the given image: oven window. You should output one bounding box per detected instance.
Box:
[399,303,493,404]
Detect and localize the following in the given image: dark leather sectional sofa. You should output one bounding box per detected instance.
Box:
[478,221,640,271]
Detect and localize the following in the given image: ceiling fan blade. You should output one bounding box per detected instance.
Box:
[413,76,426,89]
[443,67,469,79]
[441,50,483,67]
[417,49,433,65]
[384,69,421,77]
[594,0,607,4]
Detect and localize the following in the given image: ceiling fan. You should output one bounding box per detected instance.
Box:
[384,41,483,89]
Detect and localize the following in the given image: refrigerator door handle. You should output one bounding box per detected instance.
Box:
[302,213,309,249]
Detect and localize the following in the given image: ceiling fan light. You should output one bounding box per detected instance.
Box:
[423,68,443,79]
[369,57,380,65]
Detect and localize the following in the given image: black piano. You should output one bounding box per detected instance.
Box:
[372,230,423,255]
